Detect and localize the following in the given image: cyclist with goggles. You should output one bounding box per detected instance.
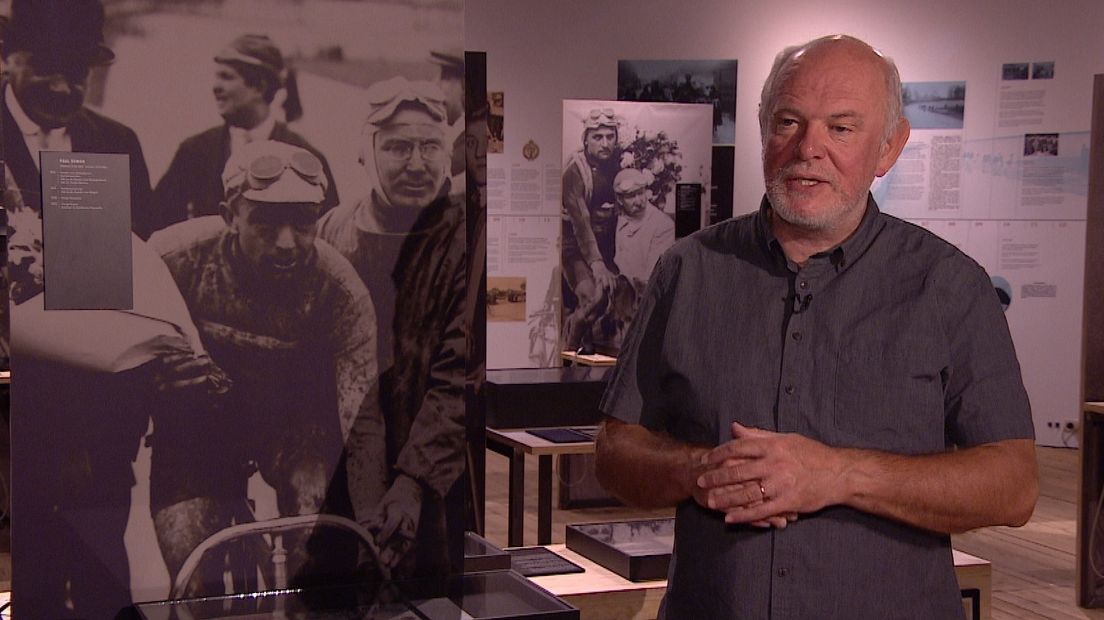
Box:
[148,139,384,594]
[318,76,467,582]
[561,107,623,350]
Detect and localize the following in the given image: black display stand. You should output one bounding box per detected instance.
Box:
[485,367,610,428]
[1080,73,1104,608]
[565,519,674,582]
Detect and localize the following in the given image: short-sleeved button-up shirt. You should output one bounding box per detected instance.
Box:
[601,196,1034,619]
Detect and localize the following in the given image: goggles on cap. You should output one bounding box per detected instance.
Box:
[224,150,327,199]
[363,77,447,127]
[583,108,619,129]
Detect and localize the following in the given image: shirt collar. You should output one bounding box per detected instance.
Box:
[757,193,886,272]
[228,113,278,149]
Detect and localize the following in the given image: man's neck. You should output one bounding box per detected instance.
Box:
[228,104,271,131]
[769,204,865,266]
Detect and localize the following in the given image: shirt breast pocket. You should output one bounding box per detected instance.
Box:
[832,342,946,453]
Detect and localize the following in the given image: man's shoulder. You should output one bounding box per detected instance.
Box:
[867,212,997,302]
[666,210,759,258]
[271,123,314,149]
[874,212,983,273]
[563,151,587,176]
[75,105,138,137]
[644,206,676,234]
[312,237,372,306]
[148,216,227,259]
[72,105,144,150]
[176,125,226,151]
[316,197,367,256]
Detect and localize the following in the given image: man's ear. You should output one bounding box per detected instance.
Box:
[876,117,911,178]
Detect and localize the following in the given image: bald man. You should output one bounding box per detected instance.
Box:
[596,35,1037,619]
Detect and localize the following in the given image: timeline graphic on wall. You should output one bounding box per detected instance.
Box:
[874,61,1087,447]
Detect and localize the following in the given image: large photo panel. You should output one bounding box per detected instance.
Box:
[560,99,711,357]
[3,0,468,615]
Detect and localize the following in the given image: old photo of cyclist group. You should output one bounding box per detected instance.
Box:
[2,0,485,616]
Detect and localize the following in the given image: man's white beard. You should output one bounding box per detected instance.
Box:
[765,168,866,232]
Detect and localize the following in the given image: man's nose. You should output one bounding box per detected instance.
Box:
[46,74,74,95]
[406,148,430,171]
[796,124,827,160]
[274,225,297,250]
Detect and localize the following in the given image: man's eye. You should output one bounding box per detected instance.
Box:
[422,143,443,157]
[832,125,854,133]
[384,141,413,155]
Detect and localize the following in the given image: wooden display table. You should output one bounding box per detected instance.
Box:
[529,544,664,620]
[530,545,990,620]
[486,427,596,546]
[560,351,617,367]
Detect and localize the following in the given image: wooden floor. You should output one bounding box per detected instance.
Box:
[484,445,1104,619]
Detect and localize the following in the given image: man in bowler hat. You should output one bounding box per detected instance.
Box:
[0,1,160,617]
[0,0,155,239]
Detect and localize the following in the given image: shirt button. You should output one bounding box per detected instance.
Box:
[784,385,795,395]
[791,331,802,341]
[798,280,809,290]
[778,568,789,577]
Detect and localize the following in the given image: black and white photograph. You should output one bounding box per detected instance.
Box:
[3,0,473,616]
[1025,132,1060,156]
[486,276,527,322]
[617,59,737,145]
[1002,62,1030,80]
[560,100,711,356]
[901,81,966,130]
[1032,61,1055,80]
[488,91,504,154]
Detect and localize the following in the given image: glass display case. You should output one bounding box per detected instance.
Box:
[464,531,511,574]
[134,570,578,620]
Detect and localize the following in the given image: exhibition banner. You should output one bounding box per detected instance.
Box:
[2,0,471,616]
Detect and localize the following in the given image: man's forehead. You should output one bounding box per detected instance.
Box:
[11,49,92,75]
[239,199,319,217]
[772,50,885,113]
[376,122,445,139]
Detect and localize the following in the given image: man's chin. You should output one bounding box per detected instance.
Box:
[28,107,82,130]
[768,193,863,233]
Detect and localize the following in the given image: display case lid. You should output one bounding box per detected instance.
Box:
[134,570,579,620]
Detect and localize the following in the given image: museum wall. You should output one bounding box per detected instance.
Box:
[466,0,1104,447]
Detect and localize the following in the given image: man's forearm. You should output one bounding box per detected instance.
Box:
[702,425,1039,535]
[595,417,709,508]
[836,438,1038,533]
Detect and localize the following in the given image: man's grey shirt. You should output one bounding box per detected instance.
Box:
[601,196,1034,619]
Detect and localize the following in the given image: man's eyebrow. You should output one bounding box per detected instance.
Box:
[828,111,863,123]
[771,108,865,122]
[771,106,802,118]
